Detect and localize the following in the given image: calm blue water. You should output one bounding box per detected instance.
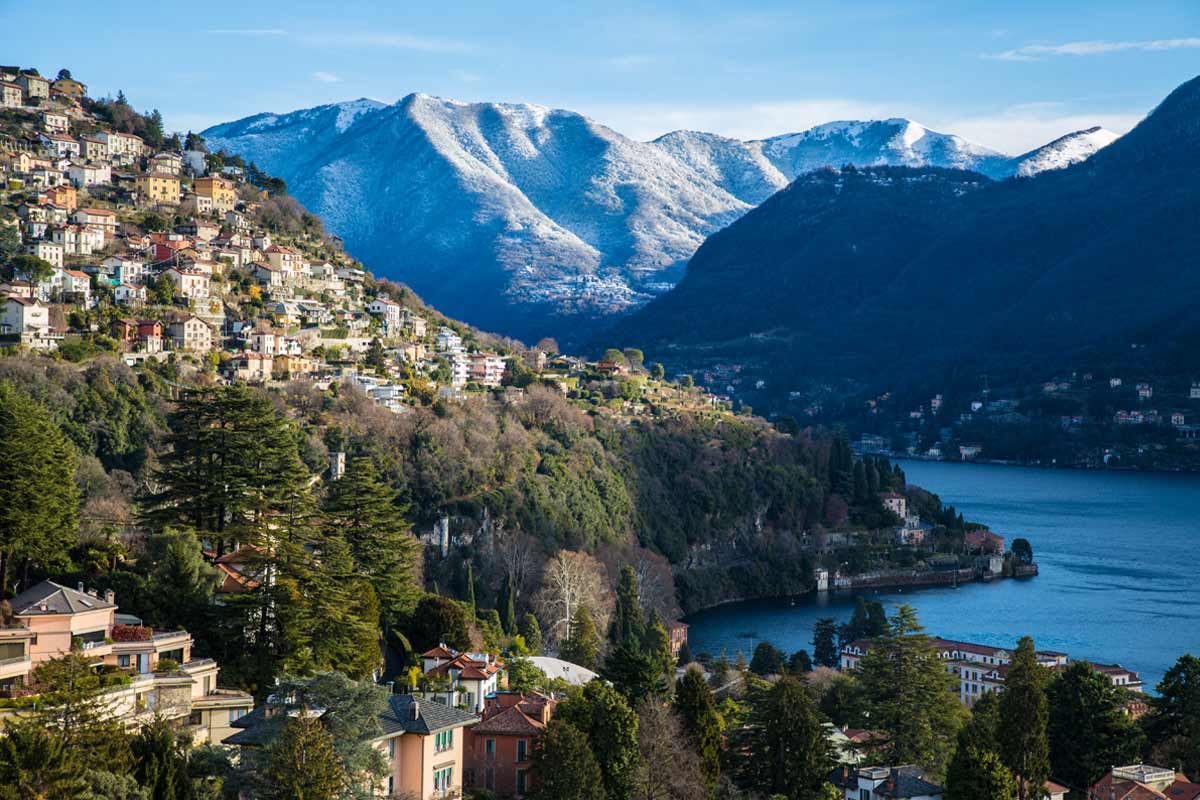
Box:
[685,461,1200,690]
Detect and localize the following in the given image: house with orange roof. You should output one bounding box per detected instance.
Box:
[464,691,556,797]
[418,645,504,713]
[1091,765,1200,800]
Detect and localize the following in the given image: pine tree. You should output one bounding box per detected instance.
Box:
[945,746,1017,800]
[675,667,723,792]
[259,714,346,800]
[946,694,1014,800]
[999,637,1051,800]
[130,715,191,800]
[302,533,383,678]
[527,720,605,800]
[556,680,640,800]
[0,720,87,799]
[0,382,79,593]
[559,605,600,670]
[1145,654,1200,778]
[1046,661,1144,792]
[737,676,833,800]
[322,456,421,623]
[856,605,965,776]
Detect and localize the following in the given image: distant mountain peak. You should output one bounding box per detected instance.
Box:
[1008,126,1119,177]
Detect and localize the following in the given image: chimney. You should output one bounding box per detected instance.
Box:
[411,699,420,721]
[77,581,85,592]
[104,589,115,605]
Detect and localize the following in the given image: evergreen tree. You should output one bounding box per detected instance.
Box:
[788,649,813,673]
[676,640,693,666]
[998,637,1051,800]
[750,641,785,675]
[141,527,220,648]
[30,653,132,774]
[301,533,382,678]
[0,381,79,593]
[499,574,516,635]
[405,595,473,652]
[812,618,840,667]
[131,716,191,800]
[258,714,346,800]
[1046,661,1145,792]
[0,720,87,800]
[557,680,640,800]
[602,640,662,702]
[464,562,476,617]
[945,747,1017,800]
[675,667,723,792]
[527,720,605,800]
[322,455,421,623]
[946,694,1014,800]
[611,565,645,646]
[1145,654,1200,778]
[520,613,543,655]
[856,605,965,776]
[737,677,833,800]
[559,605,600,670]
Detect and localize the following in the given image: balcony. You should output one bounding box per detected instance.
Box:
[0,655,31,681]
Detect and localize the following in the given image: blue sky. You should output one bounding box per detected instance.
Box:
[5,0,1198,153]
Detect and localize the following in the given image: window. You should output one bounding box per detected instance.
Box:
[387,738,395,759]
[188,710,202,726]
[387,776,393,796]
[229,708,247,722]
[433,766,454,795]
[516,768,527,796]
[517,739,528,762]
[860,790,870,800]
[485,738,496,756]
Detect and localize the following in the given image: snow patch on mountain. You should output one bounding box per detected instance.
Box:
[1008,126,1120,177]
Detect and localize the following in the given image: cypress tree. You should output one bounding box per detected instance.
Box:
[999,637,1051,800]
[610,565,644,646]
[499,574,516,635]
[812,618,840,667]
[520,613,543,655]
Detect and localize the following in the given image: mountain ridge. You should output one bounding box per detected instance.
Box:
[610,74,1200,403]
[204,93,1121,342]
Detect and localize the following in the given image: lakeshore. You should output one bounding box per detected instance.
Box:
[685,459,1200,690]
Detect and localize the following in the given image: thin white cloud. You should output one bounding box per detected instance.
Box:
[313,71,341,83]
[986,37,1200,61]
[451,69,482,83]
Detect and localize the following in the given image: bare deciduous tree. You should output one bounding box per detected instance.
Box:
[535,550,612,647]
[632,698,709,800]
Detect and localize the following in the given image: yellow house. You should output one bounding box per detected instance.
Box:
[135,173,180,205]
[227,691,477,799]
[194,176,237,214]
[51,76,87,100]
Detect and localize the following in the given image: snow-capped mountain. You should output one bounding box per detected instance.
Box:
[203,96,1117,341]
[1005,126,1120,178]
[754,118,1013,179]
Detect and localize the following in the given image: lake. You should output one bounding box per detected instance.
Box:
[684,460,1200,690]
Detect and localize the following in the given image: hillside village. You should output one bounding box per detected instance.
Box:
[0,65,737,423]
[2,64,1200,800]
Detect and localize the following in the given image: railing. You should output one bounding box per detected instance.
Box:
[0,655,30,668]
